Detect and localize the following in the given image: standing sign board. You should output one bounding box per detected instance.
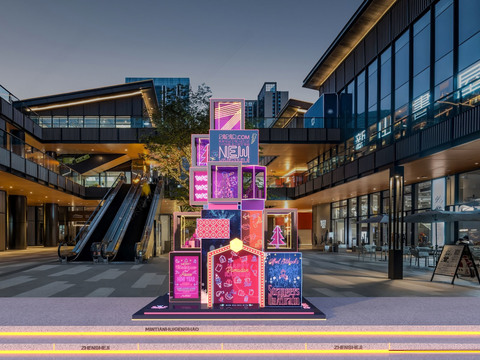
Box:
[169,252,201,302]
[265,252,302,306]
[431,245,480,284]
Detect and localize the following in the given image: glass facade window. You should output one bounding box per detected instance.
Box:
[413,11,430,76]
[368,60,378,125]
[359,195,368,216]
[380,47,392,99]
[68,117,83,128]
[435,0,453,61]
[52,116,67,128]
[356,71,366,129]
[395,31,410,89]
[416,181,432,209]
[458,169,480,203]
[115,116,130,128]
[84,116,99,128]
[100,116,115,128]
[369,193,380,215]
[459,0,480,45]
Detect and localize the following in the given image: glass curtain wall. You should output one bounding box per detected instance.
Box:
[394,31,410,138]
[412,11,431,130]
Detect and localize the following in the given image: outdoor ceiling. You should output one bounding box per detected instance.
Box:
[260,143,333,177]
[266,138,480,211]
[0,172,100,207]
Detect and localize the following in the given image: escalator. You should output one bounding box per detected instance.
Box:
[102,181,162,262]
[58,175,129,262]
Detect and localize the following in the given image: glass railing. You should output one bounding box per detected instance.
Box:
[28,116,153,129]
[246,117,342,129]
[267,81,480,189]
[0,127,99,188]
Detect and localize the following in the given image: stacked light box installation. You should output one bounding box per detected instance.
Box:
[170,99,302,309]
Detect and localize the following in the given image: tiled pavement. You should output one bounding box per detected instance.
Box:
[0,247,478,297]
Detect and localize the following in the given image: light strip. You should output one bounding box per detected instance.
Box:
[0,349,480,355]
[309,0,397,89]
[1,330,480,336]
[28,91,143,111]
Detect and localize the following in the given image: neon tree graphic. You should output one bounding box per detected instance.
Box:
[269,225,286,249]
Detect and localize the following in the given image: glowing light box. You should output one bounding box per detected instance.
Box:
[169,252,201,303]
[191,134,209,167]
[210,99,245,130]
[209,130,259,165]
[207,241,265,308]
[242,166,266,199]
[207,161,242,203]
[264,252,302,307]
[196,218,230,239]
[189,167,208,206]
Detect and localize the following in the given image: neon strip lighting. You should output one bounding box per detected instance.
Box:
[144,312,314,315]
[2,330,479,336]
[1,350,480,356]
[28,91,143,111]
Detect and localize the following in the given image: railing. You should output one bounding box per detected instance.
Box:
[28,115,153,129]
[100,173,145,262]
[0,127,97,187]
[1,84,39,117]
[266,82,480,189]
[135,181,164,263]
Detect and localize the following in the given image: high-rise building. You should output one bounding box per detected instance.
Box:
[245,100,257,119]
[257,82,288,119]
[125,77,190,106]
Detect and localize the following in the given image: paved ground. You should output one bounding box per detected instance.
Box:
[1,247,479,359]
[0,247,478,297]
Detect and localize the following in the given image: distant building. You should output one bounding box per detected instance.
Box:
[245,100,258,119]
[125,77,189,106]
[257,82,288,119]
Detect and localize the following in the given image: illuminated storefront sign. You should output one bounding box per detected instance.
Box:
[169,252,201,302]
[354,130,366,150]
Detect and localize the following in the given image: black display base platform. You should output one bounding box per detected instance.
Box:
[132,294,326,321]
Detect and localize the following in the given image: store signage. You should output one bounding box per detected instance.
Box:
[209,130,259,165]
[265,252,302,306]
[354,130,366,150]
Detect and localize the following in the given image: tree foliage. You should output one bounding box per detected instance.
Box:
[144,84,211,209]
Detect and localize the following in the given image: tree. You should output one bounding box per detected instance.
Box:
[144,84,211,210]
[269,225,286,249]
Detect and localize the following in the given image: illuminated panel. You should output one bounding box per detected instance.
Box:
[169,252,201,303]
[209,130,259,165]
[191,134,210,167]
[189,167,208,206]
[207,244,265,308]
[196,218,230,239]
[354,130,366,150]
[241,210,263,250]
[412,92,430,121]
[210,99,245,130]
[207,162,242,203]
[263,209,298,252]
[173,212,201,251]
[458,60,480,99]
[242,166,266,199]
[265,252,302,307]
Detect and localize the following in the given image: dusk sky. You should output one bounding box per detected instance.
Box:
[0,0,362,103]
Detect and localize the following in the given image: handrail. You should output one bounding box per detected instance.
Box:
[57,172,125,262]
[135,180,164,262]
[100,173,144,261]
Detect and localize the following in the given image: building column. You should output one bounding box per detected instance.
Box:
[388,166,404,280]
[8,195,27,250]
[43,203,59,247]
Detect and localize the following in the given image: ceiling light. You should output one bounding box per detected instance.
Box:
[373,188,376,190]
[9,186,12,189]
[30,192,33,194]
[91,149,94,151]
[45,196,48,198]
[476,163,479,165]
[28,90,143,111]
[124,148,128,151]
[56,148,61,152]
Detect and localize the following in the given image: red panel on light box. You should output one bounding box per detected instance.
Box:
[196,218,230,239]
[241,211,263,250]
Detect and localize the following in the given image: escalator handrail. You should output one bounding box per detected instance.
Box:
[136,181,164,261]
[103,177,147,261]
[57,172,125,261]
[99,175,141,250]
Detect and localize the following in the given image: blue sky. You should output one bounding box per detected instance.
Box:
[0,0,362,102]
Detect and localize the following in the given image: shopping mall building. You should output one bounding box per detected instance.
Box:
[267,0,480,250]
